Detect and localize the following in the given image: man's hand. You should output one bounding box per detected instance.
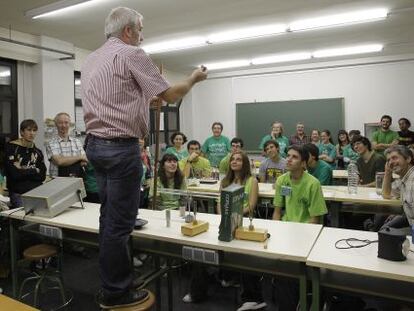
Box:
[384,159,392,175]
[150,96,163,109]
[191,66,208,83]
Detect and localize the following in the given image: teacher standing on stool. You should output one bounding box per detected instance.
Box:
[81,7,207,309]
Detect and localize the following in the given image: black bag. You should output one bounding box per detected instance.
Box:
[58,162,85,178]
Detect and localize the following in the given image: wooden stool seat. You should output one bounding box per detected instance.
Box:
[109,290,155,311]
[23,244,58,261]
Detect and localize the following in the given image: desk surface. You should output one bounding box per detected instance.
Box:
[136,209,323,262]
[0,294,39,311]
[188,183,401,207]
[1,204,323,263]
[307,227,414,283]
[333,170,399,179]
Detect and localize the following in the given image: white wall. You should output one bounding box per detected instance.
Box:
[188,59,414,142]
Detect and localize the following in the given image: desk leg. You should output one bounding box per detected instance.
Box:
[299,264,307,311]
[310,267,320,311]
[329,202,341,227]
[207,199,215,214]
[9,219,18,298]
[155,256,162,311]
[167,259,173,311]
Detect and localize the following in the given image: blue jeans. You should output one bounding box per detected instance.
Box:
[86,136,142,297]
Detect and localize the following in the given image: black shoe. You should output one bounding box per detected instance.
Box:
[98,289,149,309]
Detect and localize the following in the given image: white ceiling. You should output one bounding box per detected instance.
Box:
[1,0,414,73]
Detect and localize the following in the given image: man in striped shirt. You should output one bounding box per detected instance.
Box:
[81,7,207,309]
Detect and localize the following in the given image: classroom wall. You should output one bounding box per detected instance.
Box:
[188,58,414,143]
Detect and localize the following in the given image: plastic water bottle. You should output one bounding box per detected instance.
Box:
[347,161,359,194]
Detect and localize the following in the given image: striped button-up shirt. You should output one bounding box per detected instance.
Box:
[81,37,170,139]
[400,165,414,225]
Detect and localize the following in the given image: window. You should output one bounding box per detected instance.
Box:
[0,58,18,141]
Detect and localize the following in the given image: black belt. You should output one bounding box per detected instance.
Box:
[87,134,137,143]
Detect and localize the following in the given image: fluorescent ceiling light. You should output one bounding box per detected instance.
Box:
[207,24,287,43]
[202,60,250,71]
[289,8,388,31]
[313,44,383,58]
[0,70,11,77]
[252,52,312,65]
[142,37,207,54]
[25,0,104,19]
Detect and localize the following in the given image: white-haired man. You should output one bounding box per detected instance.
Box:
[81,7,207,309]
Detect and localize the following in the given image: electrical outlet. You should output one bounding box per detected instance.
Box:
[39,224,63,239]
[182,246,219,265]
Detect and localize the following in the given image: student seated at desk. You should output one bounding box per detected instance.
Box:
[258,121,289,157]
[272,145,327,310]
[150,154,186,210]
[303,143,333,186]
[336,129,359,169]
[179,140,211,178]
[164,131,189,161]
[381,145,414,229]
[219,137,243,175]
[318,130,336,169]
[184,151,266,310]
[4,119,47,208]
[352,135,386,187]
[258,140,287,184]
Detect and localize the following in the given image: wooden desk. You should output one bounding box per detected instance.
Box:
[307,227,414,310]
[0,294,39,311]
[1,204,322,311]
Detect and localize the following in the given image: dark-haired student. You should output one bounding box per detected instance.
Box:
[5,119,46,208]
[219,137,243,175]
[304,143,333,185]
[258,140,287,183]
[165,132,189,161]
[150,153,186,210]
[397,117,414,148]
[336,130,359,169]
[272,145,327,310]
[179,140,211,178]
[352,135,386,187]
[372,115,399,155]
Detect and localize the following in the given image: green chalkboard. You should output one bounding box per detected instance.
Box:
[236,98,344,151]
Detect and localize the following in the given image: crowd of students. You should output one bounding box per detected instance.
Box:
[1,113,413,310]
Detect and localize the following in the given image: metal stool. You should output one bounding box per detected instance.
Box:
[18,243,68,309]
[108,290,155,311]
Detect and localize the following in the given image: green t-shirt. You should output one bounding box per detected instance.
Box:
[201,135,231,167]
[150,177,186,210]
[219,153,231,175]
[164,147,189,161]
[318,143,336,168]
[258,135,289,157]
[273,171,327,223]
[178,156,212,178]
[372,129,399,154]
[307,160,333,185]
[342,144,359,164]
[83,163,98,193]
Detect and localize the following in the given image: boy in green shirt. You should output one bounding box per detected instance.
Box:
[273,145,327,224]
[304,143,333,185]
[179,140,211,178]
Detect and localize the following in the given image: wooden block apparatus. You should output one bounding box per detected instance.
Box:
[181,220,209,237]
[235,226,268,242]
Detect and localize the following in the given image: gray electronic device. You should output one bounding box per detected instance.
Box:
[22,177,86,218]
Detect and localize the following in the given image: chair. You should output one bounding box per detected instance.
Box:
[18,243,69,309]
[108,289,155,311]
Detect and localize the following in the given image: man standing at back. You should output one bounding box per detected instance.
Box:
[81,7,207,309]
[372,115,399,156]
